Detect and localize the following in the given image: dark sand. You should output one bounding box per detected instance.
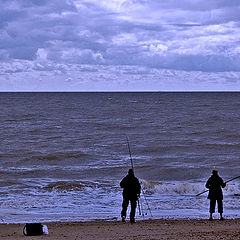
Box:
[1,219,240,239]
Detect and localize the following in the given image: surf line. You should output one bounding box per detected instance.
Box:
[126,136,153,218]
[196,175,240,197]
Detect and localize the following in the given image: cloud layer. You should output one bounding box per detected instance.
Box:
[1,0,240,91]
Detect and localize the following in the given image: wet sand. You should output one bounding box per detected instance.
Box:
[1,219,240,239]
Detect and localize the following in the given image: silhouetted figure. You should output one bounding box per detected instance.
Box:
[120,169,141,223]
[205,170,226,220]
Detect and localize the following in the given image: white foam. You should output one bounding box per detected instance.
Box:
[141,179,240,196]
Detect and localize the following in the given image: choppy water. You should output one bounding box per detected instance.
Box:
[0,92,240,223]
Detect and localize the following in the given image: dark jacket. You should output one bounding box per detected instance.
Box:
[120,173,141,199]
[205,174,226,200]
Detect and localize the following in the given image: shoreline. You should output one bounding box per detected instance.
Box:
[1,218,240,239]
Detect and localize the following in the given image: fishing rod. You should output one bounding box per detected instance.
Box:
[126,136,153,218]
[126,136,134,172]
[126,136,142,216]
[196,175,240,197]
[142,187,153,217]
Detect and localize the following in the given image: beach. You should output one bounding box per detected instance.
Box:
[1,219,240,240]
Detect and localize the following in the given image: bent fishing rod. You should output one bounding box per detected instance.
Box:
[196,175,240,197]
[126,136,153,218]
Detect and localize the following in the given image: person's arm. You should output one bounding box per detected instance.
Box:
[220,178,226,188]
[120,177,126,188]
[136,179,141,195]
[205,179,210,189]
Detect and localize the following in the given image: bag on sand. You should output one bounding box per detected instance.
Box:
[23,223,48,236]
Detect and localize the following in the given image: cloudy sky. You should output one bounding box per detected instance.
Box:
[0,0,240,91]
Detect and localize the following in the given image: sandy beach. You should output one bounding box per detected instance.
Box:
[1,219,240,240]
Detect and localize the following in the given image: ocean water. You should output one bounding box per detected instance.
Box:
[0,92,240,223]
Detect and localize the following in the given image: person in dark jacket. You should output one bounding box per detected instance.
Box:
[205,170,226,220]
[120,169,141,223]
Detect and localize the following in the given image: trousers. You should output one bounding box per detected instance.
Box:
[210,199,223,213]
[121,196,137,221]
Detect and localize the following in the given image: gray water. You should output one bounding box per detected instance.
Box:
[0,92,240,223]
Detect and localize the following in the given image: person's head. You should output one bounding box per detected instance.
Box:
[128,168,134,176]
[212,169,218,175]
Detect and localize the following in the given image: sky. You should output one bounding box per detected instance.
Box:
[0,0,240,91]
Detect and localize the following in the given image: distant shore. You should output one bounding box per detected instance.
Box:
[1,218,240,239]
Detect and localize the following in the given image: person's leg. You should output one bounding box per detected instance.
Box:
[209,199,216,220]
[121,197,129,222]
[130,199,137,223]
[217,199,224,220]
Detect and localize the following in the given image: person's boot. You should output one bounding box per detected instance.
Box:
[121,216,126,222]
[220,213,225,220]
[130,218,136,224]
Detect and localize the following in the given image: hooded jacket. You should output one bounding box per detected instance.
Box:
[120,171,141,199]
[205,174,226,200]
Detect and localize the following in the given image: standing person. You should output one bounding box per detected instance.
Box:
[120,169,141,223]
[205,170,226,220]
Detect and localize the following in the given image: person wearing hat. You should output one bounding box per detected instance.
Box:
[120,169,141,223]
[205,170,226,220]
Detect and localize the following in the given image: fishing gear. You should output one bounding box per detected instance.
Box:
[142,188,153,217]
[196,175,240,197]
[126,136,153,218]
[126,136,142,216]
[126,136,134,172]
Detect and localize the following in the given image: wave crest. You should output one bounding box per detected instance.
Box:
[43,181,97,192]
[140,179,240,196]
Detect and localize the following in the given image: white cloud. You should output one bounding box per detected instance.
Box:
[148,43,168,56]
[1,61,240,91]
[112,33,137,46]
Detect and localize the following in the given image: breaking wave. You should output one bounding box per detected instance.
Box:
[141,180,240,196]
[43,181,101,192]
[40,179,240,197]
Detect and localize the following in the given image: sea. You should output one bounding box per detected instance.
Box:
[0,92,240,223]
